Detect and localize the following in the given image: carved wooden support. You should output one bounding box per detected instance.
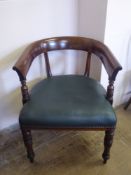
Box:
[106,80,114,105]
[21,80,30,104]
[102,129,115,163]
[44,52,52,78]
[84,52,91,77]
[21,127,35,163]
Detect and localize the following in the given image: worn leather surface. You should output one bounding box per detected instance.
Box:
[19,75,117,128]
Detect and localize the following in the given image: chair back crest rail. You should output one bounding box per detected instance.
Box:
[13,37,122,104]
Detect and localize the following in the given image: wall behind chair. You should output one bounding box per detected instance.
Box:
[0,0,78,130]
[101,0,131,107]
[77,0,108,80]
[0,0,108,130]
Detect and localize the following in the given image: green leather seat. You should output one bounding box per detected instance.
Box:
[19,75,116,128]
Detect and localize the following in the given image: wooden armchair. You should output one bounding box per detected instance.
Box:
[13,36,122,163]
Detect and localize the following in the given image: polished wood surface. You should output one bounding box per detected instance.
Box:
[106,80,114,105]
[84,52,91,76]
[13,36,122,81]
[102,129,115,163]
[44,52,52,77]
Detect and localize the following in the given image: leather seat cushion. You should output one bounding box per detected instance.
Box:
[19,75,116,128]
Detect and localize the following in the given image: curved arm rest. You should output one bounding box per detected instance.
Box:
[13,37,122,81]
[93,41,122,81]
[13,42,40,81]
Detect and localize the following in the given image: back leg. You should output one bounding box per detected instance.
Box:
[21,127,35,163]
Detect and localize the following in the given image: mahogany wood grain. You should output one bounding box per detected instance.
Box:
[106,80,114,105]
[13,36,122,81]
[21,128,35,162]
[44,52,52,77]
[102,129,115,163]
[21,80,30,104]
[84,52,91,76]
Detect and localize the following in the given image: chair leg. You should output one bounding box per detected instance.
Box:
[102,128,115,164]
[124,97,131,110]
[21,127,35,163]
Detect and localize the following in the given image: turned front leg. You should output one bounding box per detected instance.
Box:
[102,129,115,163]
[21,127,35,163]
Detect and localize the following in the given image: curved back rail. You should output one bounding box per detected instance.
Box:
[13,36,122,81]
[13,36,122,104]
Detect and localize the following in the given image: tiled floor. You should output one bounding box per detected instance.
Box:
[0,106,131,175]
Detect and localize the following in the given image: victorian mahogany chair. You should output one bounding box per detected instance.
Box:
[13,36,122,163]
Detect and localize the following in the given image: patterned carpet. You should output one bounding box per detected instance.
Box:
[0,107,131,175]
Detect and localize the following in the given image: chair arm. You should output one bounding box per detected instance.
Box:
[93,42,122,104]
[93,42,122,81]
[13,38,122,82]
[13,42,41,81]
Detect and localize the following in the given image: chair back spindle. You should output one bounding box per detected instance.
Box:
[44,52,52,77]
[84,52,91,76]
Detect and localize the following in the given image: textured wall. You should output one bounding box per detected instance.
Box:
[0,0,108,130]
[101,0,131,106]
[0,0,78,129]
